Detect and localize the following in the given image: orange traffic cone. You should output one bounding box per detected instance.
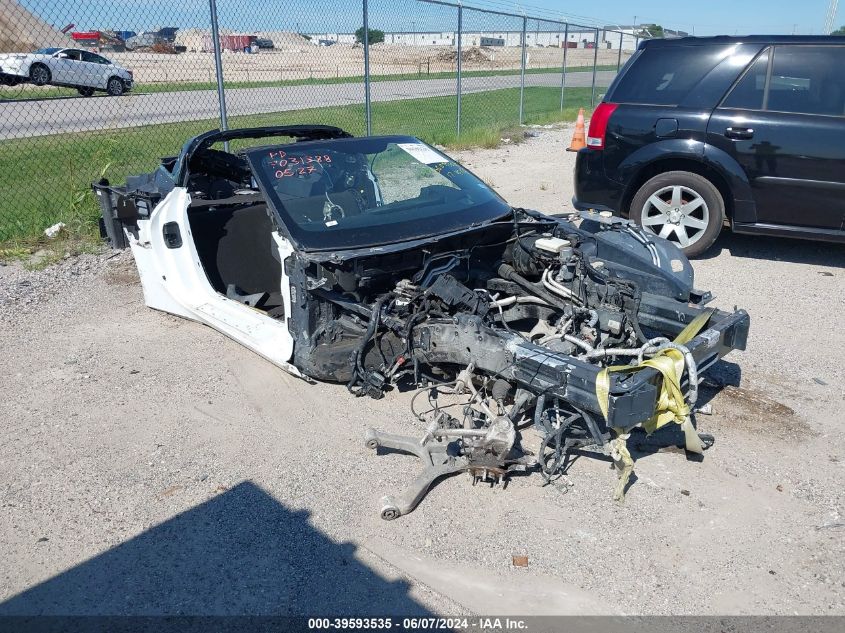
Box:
[566,108,586,152]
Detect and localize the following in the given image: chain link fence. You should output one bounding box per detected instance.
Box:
[0,0,640,243]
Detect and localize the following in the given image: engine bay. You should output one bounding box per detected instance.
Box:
[285,207,748,518]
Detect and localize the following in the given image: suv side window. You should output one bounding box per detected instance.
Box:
[767,46,844,116]
[721,49,769,110]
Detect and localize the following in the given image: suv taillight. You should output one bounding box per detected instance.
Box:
[587,102,618,150]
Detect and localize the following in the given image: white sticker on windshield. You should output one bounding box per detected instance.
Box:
[397,142,448,165]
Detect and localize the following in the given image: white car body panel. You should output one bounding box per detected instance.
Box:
[128,187,301,377]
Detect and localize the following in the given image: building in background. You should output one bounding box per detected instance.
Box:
[306,29,607,48]
[601,25,690,51]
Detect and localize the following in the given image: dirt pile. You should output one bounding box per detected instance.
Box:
[433,46,494,64]
[0,0,73,52]
[255,31,313,50]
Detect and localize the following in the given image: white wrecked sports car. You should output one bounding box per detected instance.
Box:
[94,125,749,519]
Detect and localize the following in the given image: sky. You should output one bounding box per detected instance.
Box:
[20,0,842,35]
[519,0,840,35]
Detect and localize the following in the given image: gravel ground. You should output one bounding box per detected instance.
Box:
[1,128,844,617]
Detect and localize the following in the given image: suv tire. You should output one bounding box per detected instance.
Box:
[630,171,725,257]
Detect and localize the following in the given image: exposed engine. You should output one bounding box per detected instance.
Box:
[284,208,748,519]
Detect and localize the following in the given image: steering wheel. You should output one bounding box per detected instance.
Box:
[322,193,345,222]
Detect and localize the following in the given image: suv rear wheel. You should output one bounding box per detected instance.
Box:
[630,171,725,257]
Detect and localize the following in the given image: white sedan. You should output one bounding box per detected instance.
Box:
[0,47,133,96]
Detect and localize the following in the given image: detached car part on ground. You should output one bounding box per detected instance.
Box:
[94,126,750,519]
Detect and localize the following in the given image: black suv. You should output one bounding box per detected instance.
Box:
[573,36,845,256]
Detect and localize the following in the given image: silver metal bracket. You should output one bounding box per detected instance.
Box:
[364,427,533,520]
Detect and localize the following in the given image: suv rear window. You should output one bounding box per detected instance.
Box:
[610,46,725,105]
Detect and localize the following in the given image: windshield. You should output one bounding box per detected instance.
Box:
[245,136,510,250]
[34,48,61,55]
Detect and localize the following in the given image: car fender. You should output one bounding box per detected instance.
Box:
[701,143,755,205]
[614,139,755,222]
[613,139,706,184]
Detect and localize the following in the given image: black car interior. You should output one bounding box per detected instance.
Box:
[185,149,285,317]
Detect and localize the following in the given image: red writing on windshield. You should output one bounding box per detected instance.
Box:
[268,152,332,171]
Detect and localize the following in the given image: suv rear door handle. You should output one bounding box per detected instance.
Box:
[725,127,754,140]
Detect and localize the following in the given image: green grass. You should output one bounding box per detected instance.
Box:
[0,65,615,101]
[0,86,591,247]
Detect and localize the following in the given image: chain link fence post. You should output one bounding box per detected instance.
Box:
[617,31,624,70]
[456,2,462,138]
[208,0,228,141]
[518,15,527,124]
[590,27,599,107]
[363,0,372,135]
[559,23,569,111]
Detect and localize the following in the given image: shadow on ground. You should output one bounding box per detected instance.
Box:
[700,231,845,267]
[0,482,432,617]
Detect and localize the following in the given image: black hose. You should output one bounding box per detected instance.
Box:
[577,253,649,345]
[346,356,361,393]
[578,407,605,446]
[348,293,393,393]
[536,406,605,481]
[627,307,649,345]
[537,415,576,481]
[497,263,568,309]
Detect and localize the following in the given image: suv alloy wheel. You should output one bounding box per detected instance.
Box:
[630,171,725,257]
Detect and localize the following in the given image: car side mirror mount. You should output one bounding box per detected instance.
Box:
[162,222,183,249]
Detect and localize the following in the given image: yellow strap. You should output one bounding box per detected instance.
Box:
[595,308,715,500]
[611,428,634,502]
[596,307,715,426]
[675,308,715,345]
